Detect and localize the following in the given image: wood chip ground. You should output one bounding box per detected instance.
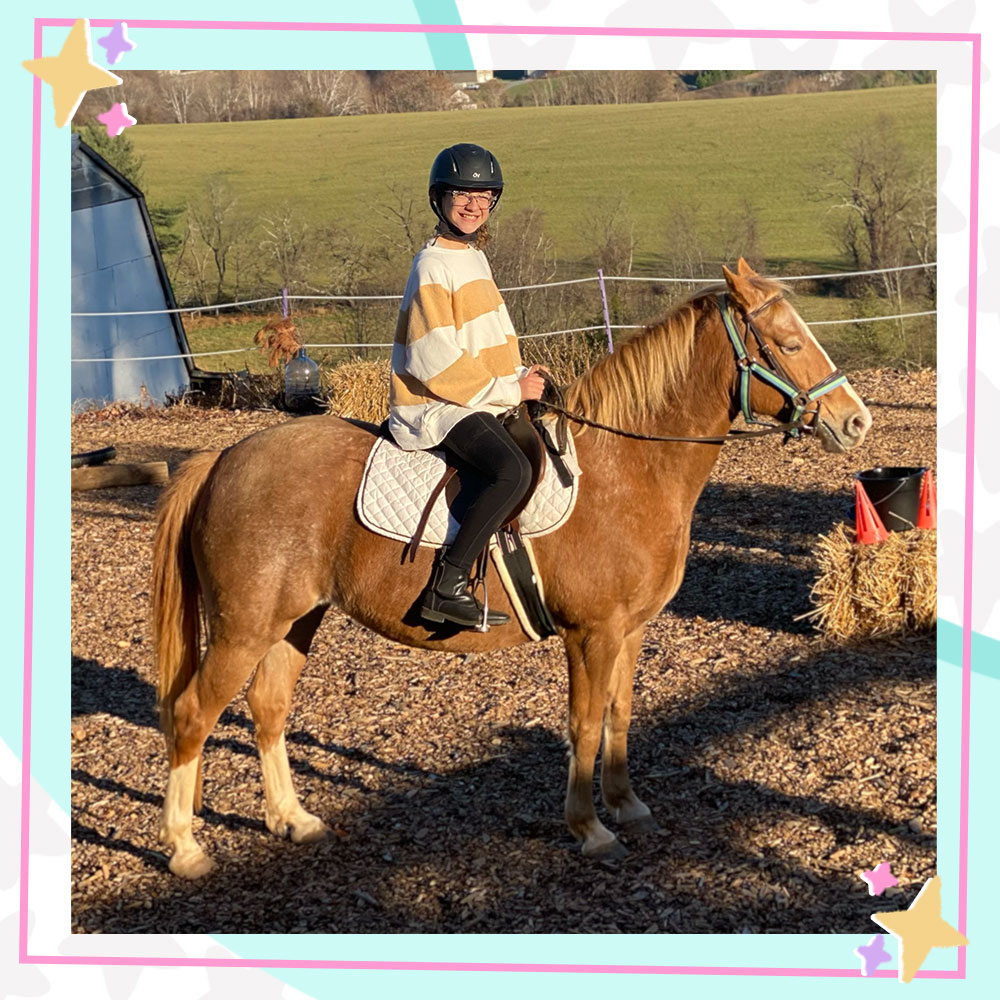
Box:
[70,369,936,934]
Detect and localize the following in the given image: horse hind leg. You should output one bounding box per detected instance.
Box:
[160,636,269,878]
[600,627,658,834]
[246,607,330,845]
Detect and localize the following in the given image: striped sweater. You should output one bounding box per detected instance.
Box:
[388,240,526,450]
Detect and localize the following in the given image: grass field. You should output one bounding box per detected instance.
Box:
[130,86,935,374]
[131,84,935,274]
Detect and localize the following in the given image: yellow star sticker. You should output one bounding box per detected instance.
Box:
[872,875,969,983]
[22,19,121,127]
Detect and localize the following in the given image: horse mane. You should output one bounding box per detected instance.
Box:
[563,275,788,432]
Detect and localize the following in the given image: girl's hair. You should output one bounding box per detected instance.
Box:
[432,220,491,250]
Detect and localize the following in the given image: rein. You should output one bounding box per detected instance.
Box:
[533,292,845,446]
[535,392,803,446]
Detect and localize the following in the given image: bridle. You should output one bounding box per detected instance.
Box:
[533,290,849,446]
[717,292,848,439]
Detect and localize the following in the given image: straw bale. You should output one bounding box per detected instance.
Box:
[325,359,391,424]
[805,525,937,639]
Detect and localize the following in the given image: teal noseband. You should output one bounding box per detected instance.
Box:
[717,294,848,438]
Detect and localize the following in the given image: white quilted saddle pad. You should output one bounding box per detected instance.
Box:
[357,427,580,548]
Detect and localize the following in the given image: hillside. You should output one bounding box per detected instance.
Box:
[130,84,934,274]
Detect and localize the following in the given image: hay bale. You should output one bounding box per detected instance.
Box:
[804,525,936,639]
[325,359,391,424]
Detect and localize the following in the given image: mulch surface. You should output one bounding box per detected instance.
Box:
[70,369,936,934]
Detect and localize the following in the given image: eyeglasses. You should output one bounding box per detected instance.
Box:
[448,190,497,207]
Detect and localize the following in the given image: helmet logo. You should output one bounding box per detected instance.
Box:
[472,171,480,178]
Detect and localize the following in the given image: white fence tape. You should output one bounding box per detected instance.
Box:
[70,262,937,318]
[71,310,935,363]
[70,260,936,361]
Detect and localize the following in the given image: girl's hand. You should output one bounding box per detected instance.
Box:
[518,370,546,401]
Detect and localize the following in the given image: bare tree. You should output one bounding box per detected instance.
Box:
[259,204,313,291]
[366,71,456,113]
[815,114,936,366]
[171,217,213,304]
[111,71,157,120]
[716,199,765,273]
[487,207,558,333]
[188,175,255,302]
[293,70,366,116]
[661,204,709,281]
[158,70,197,124]
[818,115,926,273]
[475,78,509,109]
[240,70,273,120]
[586,197,639,276]
[194,70,243,122]
[903,164,937,299]
[375,182,427,255]
[311,224,384,296]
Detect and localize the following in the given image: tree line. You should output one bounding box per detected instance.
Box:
[75,69,936,125]
[77,70,471,125]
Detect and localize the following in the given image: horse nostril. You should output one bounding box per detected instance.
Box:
[849,412,870,438]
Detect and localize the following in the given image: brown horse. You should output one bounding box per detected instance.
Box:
[152,260,871,878]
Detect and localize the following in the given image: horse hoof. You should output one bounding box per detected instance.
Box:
[169,849,214,879]
[291,817,331,845]
[620,813,661,835]
[581,836,628,861]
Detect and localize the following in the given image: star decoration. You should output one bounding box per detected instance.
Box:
[97,21,136,66]
[872,876,968,983]
[97,102,137,138]
[22,19,121,127]
[854,933,892,977]
[861,861,899,896]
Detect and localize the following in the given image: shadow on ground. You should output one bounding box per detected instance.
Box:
[71,625,935,935]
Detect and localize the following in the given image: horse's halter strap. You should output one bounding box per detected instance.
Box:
[717,293,848,438]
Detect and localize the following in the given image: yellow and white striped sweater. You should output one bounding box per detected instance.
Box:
[388,241,526,450]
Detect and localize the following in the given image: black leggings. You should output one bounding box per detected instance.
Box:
[438,411,533,572]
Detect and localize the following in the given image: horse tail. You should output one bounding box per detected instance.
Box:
[151,450,220,808]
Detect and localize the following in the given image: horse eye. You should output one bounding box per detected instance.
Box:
[780,342,802,355]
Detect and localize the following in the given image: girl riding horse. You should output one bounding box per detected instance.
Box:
[388,143,549,629]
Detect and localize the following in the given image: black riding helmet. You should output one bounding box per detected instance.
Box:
[428,143,503,239]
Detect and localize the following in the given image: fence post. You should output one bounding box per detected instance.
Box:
[597,268,613,354]
[282,287,289,319]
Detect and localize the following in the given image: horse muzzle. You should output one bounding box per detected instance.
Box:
[815,402,873,453]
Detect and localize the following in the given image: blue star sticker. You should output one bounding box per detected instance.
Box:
[97,22,136,66]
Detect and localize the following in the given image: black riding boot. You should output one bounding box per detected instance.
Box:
[420,553,510,628]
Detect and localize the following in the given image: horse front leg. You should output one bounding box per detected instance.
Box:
[564,626,627,859]
[600,627,658,833]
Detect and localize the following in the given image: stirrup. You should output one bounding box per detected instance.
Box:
[420,551,509,629]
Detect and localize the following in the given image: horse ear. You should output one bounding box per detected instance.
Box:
[722,264,752,307]
[736,257,756,277]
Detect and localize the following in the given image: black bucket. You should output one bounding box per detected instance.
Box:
[856,466,927,532]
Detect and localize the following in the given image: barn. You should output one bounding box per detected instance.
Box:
[71,134,192,407]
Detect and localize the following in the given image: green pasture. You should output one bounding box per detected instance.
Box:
[132,85,935,276]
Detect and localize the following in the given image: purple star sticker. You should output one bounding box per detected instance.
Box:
[96,102,137,138]
[97,22,136,66]
[854,933,892,976]
[860,862,899,896]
